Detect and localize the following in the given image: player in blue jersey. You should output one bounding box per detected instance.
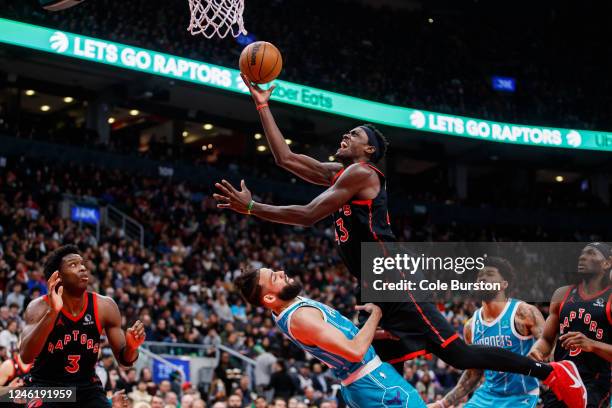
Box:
[430,257,545,408]
[233,267,427,408]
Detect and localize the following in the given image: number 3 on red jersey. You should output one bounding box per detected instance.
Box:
[65,355,81,373]
[335,218,349,243]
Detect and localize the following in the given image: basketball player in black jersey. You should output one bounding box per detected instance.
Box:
[213,75,588,407]
[18,245,145,407]
[529,242,612,408]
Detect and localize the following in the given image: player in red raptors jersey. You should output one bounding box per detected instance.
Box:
[529,242,612,408]
[213,76,589,408]
[19,245,145,407]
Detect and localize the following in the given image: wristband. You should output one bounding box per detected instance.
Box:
[256,103,269,111]
[247,200,255,215]
[118,346,138,366]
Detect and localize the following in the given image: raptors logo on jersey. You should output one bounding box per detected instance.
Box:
[555,284,611,385]
[331,162,395,280]
[29,292,102,384]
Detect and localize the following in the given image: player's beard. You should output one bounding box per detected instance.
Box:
[475,289,499,302]
[277,280,303,301]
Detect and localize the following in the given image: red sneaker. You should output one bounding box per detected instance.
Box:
[543,360,587,408]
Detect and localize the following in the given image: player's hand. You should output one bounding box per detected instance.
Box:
[126,320,146,349]
[111,390,129,408]
[559,331,595,352]
[214,179,253,214]
[374,329,400,341]
[527,348,546,362]
[47,271,63,313]
[240,73,276,105]
[355,303,382,318]
[7,377,24,387]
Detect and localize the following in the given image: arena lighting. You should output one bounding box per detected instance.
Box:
[25,89,35,96]
[254,133,262,140]
[428,18,434,23]
[107,117,115,124]
[40,105,50,111]
[201,145,207,151]
[285,139,292,145]
[2,17,612,152]
[182,131,189,137]
[129,109,139,116]
[328,156,335,161]
[63,96,74,103]
[555,176,564,182]
[207,144,213,148]
[256,145,267,152]
[203,123,214,130]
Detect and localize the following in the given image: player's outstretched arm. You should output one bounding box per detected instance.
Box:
[432,318,483,408]
[528,286,569,361]
[99,295,145,367]
[290,303,382,363]
[20,271,63,364]
[214,163,374,226]
[241,73,342,186]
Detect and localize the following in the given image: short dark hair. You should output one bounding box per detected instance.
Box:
[362,123,389,163]
[483,257,515,286]
[233,269,263,306]
[43,244,80,279]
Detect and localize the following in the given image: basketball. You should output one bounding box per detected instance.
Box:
[239,41,283,84]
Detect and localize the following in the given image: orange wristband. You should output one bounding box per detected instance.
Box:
[256,103,269,111]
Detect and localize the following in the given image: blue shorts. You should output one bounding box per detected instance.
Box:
[465,388,539,408]
[341,362,426,408]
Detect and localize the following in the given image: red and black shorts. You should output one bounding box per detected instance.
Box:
[373,299,460,366]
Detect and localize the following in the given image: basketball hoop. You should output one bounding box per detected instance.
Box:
[188,0,247,39]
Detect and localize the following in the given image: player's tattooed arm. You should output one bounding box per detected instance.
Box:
[438,368,484,407]
[514,302,545,338]
[528,285,570,361]
[437,318,483,407]
[240,73,342,186]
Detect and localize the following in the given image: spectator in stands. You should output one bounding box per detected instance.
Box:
[227,394,241,408]
[254,344,277,395]
[164,391,179,407]
[129,380,153,405]
[0,306,10,329]
[4,283,24,311]
[151,395,165,408]
[310,363,328,395]
[267,360,296,401]
[0,319,18,351]
[213,295,234,323]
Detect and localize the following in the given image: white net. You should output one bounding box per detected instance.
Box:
[187,0,247,39]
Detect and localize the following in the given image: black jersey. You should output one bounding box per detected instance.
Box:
[30,292,102,385]
[555,284,611,386]
[331,162,395,279]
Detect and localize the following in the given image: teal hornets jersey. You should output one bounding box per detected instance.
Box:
[471,299,539,396]
[273,297,377,381]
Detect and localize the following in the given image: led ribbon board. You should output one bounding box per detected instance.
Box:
[2,17,612,152]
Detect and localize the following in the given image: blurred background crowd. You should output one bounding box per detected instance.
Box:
[0,0,610,407]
